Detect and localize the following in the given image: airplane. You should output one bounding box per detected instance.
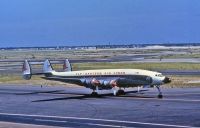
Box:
[22,59,171,98]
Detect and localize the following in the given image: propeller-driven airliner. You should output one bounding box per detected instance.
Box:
[22,59,171,98]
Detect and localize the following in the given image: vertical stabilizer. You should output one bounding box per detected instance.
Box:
[22,60,32,80]
[63,59,72,72]
[43,59,54,73]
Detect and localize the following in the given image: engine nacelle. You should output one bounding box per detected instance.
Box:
[80,78,114,90]
[91,78,101,86]
[98,80,113,89]
[80,79,91,85]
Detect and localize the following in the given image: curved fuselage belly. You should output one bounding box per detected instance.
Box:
[49,75,152,87]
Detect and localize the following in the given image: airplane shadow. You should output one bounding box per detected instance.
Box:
[0,89,65,95]
[31,90,156,102]
[15,90,65,95]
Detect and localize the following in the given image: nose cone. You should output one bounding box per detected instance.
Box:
[163,77,171,84]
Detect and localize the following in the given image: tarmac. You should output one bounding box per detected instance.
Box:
[0,84,199,127]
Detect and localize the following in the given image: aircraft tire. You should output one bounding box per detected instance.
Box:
[91,92,99,97]
[116,90,125,96]
[158,94,163,99]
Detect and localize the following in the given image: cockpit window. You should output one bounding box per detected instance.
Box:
[155,74,163,77]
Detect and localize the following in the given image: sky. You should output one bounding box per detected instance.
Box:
[0,0,200,47]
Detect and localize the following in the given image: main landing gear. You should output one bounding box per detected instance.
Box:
[91,91,99,97]
[155,85,163,98]
[116,89,125,96]
[91,86,99,97]
[112,87,125,96]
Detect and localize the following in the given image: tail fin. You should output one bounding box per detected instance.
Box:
[22,60,32,80]
[43,59,54,73]
[63,59,72,72]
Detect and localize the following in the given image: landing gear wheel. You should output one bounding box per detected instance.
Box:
[158,94,163,99]
[91,92,99,97]
[116,90,125,96]
[155,85,163,99]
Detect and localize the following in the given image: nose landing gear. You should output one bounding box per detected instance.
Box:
[155,85,163,98]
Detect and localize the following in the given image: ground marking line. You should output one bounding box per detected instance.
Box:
[0,121,69,128]
[125,97,200,102]
[36,118,133,128]
[35,119,68,123]
[0,112,197,128]
[66,121,131,128]
[163,99,200,102]
[116,96,200,102]
[160,92,200,96]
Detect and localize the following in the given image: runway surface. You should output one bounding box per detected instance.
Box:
[0,84,199,127]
